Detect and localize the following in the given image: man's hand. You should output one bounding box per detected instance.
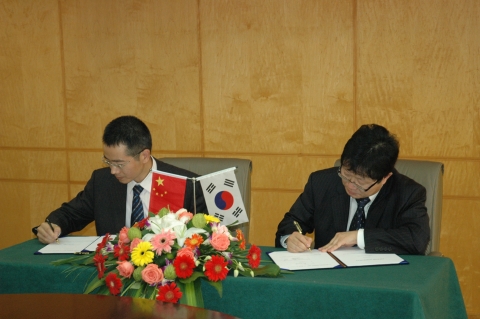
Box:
[36,222,61,244]
[286,232,313,252]
[319,231,357,252]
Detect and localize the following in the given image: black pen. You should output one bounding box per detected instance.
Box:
[46,219,59,243]
[293,221,311,251]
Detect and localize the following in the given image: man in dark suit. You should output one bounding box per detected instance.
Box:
[275,124,430,255]
[35,116,207,244]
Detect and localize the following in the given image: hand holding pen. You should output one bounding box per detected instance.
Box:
[46,219,59,243]
[35,219,60,244]
[286,220,312,252]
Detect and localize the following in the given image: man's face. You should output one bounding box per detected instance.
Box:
[102,144,150,184]
[338,167,391,199]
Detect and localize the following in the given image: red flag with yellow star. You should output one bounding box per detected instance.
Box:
[149,170,187,214]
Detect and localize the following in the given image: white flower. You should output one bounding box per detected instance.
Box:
[146,213,207,247]
[234,269,239,277]
[237,262,245,272]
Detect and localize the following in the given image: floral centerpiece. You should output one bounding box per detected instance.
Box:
[52,207,281,307]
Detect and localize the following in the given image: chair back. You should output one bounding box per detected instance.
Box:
[334,159,444,255]
[160,157,252,242]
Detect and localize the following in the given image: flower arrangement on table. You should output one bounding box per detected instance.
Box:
[52,207,281,307]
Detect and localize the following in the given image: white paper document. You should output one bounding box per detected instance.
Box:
[268,249,342,270]
[34,235,116,255]
[268,247,408,270]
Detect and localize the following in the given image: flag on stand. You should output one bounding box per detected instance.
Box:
[197,167,248,226]
[149,170,187,214]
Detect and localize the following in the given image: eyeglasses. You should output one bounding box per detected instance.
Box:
[102,149,145,169]
[337,167,379,192]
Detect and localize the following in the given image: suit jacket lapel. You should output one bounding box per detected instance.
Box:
[332,182,350,232]
[111,179,128,231]
[365,170,396,227]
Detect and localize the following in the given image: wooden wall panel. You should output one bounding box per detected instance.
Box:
[200,0,354,154]
[0,0,65,148]
[250,155,336,190]
[442,199,480,314]
[0,150,67,181]
[0,182,69,248]
[443,160,480,197]
[0,0,479,316]
[250,191,300,246]
[357,0,480,158]
[61,0,202,152]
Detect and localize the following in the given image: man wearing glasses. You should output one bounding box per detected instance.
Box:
[34,116,207,244]
[275,124,430,255]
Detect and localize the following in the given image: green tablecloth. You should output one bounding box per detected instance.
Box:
[0,240,467,319]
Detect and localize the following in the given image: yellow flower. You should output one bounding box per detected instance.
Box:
[131,241,154,266]
[204,214,220,223]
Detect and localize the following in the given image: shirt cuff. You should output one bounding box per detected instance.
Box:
[280,235,290,248]
[357,229,365,249]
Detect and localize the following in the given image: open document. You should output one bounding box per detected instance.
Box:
[34,235,116,255]
[268,247,408,270]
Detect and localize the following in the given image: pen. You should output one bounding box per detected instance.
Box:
[293,221,303,234]
[46,219,59,243]
[293,221,311,251]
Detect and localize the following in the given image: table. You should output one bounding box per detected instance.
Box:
[0,293,239,319]
[0,240,467,319]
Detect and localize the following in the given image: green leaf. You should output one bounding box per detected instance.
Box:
[206,280,223,298]
[50,255,93,266]
[84,276,105,294]
[178,271,205,284]
[178,280,204,308]
[252,264,282,277]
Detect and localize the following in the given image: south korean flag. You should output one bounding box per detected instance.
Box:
[197,167,248,226]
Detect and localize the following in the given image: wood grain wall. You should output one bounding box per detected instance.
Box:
[0,0,478,316]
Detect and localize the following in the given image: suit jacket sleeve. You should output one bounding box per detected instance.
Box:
[46,171,98,236]
[274,171,322,247]
[363,173,430,255]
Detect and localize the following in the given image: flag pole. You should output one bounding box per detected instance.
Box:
[192,177,196,214]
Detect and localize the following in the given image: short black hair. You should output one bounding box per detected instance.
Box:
[102,116,152,156]
[340,124,399,180]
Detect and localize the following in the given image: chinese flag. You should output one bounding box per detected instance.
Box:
[149,170,187,214]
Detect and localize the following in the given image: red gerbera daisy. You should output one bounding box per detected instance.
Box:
[114,242,130,261]
[236,229,246,250]
[93,253,108,278]
[105,273,122,295]
[157,282,183,303]
[204,255,229,281]
[96,233,110,253]
[247,244,261,269]
[172,255,196,279]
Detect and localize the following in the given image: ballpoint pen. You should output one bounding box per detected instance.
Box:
[46,219,59,243]
[293,221,311,250]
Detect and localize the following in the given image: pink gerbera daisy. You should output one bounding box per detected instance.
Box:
[150,230,176,255]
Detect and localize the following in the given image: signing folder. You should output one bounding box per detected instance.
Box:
[34,235,116,255]
[268,247,408,270]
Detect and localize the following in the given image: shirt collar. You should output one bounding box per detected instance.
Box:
[127,156,157,192]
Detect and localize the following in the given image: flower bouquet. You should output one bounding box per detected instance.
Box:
[52,207,281,307]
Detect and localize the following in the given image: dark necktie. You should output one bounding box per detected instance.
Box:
[131,185,144,226]
[349,197,370,231]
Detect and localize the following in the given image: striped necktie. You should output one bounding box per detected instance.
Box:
[349,197,370,231]
[131,185,144,226]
